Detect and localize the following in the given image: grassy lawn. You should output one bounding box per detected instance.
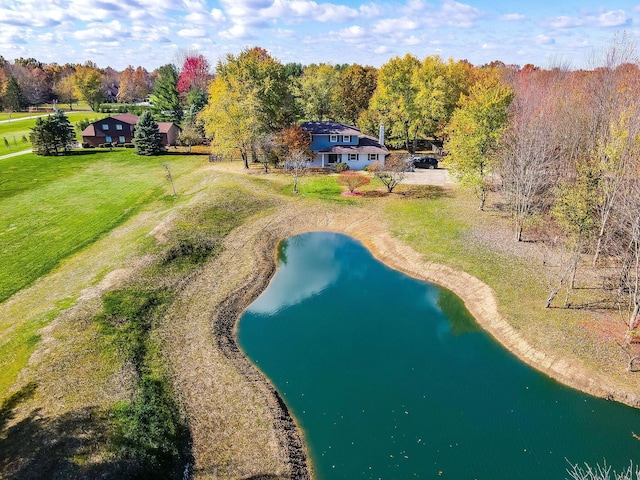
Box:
[0,149,205,398]
[0,112,39,121]
[0,111,103,156]
[0,149,202,302]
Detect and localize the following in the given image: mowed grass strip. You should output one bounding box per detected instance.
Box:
[0,150,200,304]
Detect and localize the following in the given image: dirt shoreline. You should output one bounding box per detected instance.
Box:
[212,231,310,479]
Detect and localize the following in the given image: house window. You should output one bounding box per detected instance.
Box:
[328,154,339,164]
[368,154,378,161]
[118,136,126,143]
[329,135,338,142]
[116,124,123,130]
[105,136,112,143]
[102,124,109,130]
[348,153,358,161]
[343,135,351,142]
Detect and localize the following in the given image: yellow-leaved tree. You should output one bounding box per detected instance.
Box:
[444,72,514,210]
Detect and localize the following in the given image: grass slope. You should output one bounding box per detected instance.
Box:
[0,149,204,400]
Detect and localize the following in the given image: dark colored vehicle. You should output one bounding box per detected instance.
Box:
[411,156,439,169]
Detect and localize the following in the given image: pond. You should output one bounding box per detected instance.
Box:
[237,232,640,479]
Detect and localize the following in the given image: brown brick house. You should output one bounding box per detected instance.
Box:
[81,113,181,147]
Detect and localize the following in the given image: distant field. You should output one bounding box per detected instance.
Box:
[0,111,103,156]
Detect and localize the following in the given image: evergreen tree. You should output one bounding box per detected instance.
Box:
[150,64,182,123]
[133,111,162,155]
[30,110,75,155]
[4,76,24,111]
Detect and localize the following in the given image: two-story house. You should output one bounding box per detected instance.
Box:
[300,121,388,170]
[81,113,181,147]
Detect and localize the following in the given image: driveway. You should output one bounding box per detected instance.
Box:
[401,168,452,186]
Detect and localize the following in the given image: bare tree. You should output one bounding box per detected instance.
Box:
[591,103,640,266]
[375,153,409,193]
[498,69,557,241]
[163,163,177,198]
[578,33,640,266]
[254,133,278,173]
[616,178,640,334]
[566,460,640,480]
[285,151,309,194]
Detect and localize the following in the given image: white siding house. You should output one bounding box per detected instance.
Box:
[300,121,389,170]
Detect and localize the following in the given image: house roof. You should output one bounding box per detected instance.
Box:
[112,113,139,124]
[81,125,96,136]
[300,121,362,136]
[317,135,388,155]
[158,122,180,133]
[80,115,179,136]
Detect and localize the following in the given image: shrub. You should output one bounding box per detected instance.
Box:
[112,375,187,477]
[336,170,371,193]
[335,161,349,172]
[124,143,135,148]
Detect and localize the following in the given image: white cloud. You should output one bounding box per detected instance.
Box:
[500,13,524,21]
[440,0,483,28]
[73,21,130,42]
[178,27,206,37]
[374,17,420,34]
[597,10,628,27]
[535,34,555,45]
[549,10,628,29]
[337,25,368,41]
[403,35,421,45]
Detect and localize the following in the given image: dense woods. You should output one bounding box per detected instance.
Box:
[3,35,640,363]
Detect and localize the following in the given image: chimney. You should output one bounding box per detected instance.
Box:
[379,124,385,146]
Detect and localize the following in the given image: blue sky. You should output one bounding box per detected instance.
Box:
[0,0,637,70]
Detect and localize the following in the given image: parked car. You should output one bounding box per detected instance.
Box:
[411,156,439,169]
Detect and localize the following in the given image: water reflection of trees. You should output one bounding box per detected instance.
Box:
[437,289,479,336]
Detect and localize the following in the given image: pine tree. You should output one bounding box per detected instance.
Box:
[150,64,183,123]
[30,110,75,155]
[133,111,162,155]
[3,76,24,112]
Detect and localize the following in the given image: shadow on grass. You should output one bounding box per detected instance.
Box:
[160,150,209,156]
[0,383,37,431]
[395,184,450,199]
[0,406,140,480]
[360,190,388,198]
[55,149,104,156]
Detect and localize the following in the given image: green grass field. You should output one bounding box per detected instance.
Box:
[0,148,204,398]
[0,111,103,156]
[0,112,39,121]
[0,149,202,302]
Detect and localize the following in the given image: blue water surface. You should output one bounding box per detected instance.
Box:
[238,232,640,479]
